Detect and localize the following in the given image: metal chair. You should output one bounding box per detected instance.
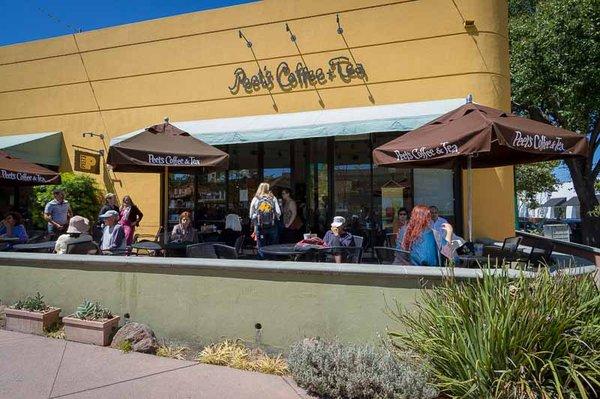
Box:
[484,236,523,262]
[373,246,412,265]
[323,246,363,264]
[213,244,238,259]
[352,235,364,262]
[527,241,555,268]
[134,226,164,244]
[66,241,100,255]
[186,242,223,258]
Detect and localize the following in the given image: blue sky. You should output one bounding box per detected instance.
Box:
[0,0,256,46]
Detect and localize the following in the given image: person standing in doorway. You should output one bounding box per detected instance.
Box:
[119,195,143,245]
[281,188,303,243]
[249,182,281,258]
[44,188,72,239]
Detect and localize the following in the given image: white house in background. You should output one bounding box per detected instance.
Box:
[518,182,577,219]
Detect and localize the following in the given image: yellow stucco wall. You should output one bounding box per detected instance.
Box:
[0,0,514,239]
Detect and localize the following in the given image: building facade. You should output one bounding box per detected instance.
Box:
[0,0,514,239]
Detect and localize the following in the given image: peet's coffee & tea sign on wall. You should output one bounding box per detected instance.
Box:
[228,56,367,94]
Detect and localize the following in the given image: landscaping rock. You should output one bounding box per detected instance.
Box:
[110,322,158,354]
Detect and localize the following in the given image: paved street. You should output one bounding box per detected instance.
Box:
[0,330,310,399]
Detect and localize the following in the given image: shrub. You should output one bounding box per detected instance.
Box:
[156,345,189,360]
[288,339,438,399]
[73,299,113,321]
[12,292,49,312]
[389,268,600,398]
[32,172,103,228]
[197,340,289,375]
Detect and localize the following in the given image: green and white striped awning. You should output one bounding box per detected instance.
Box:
[0,131,63,166]
[111,98,466,146]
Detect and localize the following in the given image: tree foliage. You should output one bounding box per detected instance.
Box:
[509,0,600,245]
[32,172,103,228]
[515,161,559,209]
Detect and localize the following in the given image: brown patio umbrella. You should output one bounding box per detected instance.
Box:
[0,150,60,186]
[107,121,229,242]
[372,102,588,239]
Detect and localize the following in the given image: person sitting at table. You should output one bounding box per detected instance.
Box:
[0,211,28,247]
[170,211,197,243]
[429,205,449,237]
[98,210,126,253]
[54,215,93,254]
[219,213,242,247]
[392,207,409,235]
[323,216,355,263]
[399,205,461,266]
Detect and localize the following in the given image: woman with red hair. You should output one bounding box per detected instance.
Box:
[398,205,454,266]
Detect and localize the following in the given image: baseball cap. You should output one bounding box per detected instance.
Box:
[331,216,346,228]
[99,210,119,219]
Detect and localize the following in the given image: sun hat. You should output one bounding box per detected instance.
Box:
[66,216,90,234]
[331,216,346,228]
[99,210,119,219]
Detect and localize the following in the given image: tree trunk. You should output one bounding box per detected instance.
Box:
[566,158,600,247]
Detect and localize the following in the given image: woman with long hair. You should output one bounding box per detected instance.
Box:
[249,182,281,258]
[170,211,196,243]
[399,205,454,266]
[119,195,143,245]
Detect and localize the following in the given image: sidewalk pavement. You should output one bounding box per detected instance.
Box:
[0,330,311,399]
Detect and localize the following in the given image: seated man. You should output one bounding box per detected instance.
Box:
[98,210,126,254]
[323,216,355,263]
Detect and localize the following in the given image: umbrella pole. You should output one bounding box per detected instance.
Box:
[467,155,473,242]
[164,166,169,245]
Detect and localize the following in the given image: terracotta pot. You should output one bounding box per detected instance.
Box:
[4,307,61,335]
[63,315,120,346]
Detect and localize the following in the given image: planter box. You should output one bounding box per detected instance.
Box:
[63,315,120,346]
[4,307,61,335]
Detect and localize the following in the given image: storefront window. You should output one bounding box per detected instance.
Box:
[333,136,371,232]
[372,133,413,232]
[413,168,456,225]
[168,173,195,230]
[196,171,226,226]
[227,143,259,220]
[306,138,329,235]
[263,141,291,196]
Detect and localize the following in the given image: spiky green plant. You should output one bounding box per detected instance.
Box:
[73,300,113,321]
[389,267,600,398]
[12,292,48,312]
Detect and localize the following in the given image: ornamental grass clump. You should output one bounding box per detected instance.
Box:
[389,268,600,398]
[197,340,289,375]
[288,338,438,399]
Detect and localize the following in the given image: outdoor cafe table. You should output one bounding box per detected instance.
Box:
[12,241,57,253]
[260,243,309,261]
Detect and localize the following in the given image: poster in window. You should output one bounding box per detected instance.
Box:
[381,186,404,230]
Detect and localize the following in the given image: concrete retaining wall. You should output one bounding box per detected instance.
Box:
[0,253,595,350]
